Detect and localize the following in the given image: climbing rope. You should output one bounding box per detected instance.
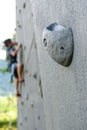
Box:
[24,33,35,69]
[18,33,35,90]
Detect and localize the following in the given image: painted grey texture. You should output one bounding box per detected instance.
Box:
[16,0,46,130]
[16,0,87,130]
[42,23,74,66]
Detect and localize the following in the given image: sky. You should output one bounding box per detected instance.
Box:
[0,0,16,43]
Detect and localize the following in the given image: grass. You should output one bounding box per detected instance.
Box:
[0,67,9,73]
[0,95,17,130]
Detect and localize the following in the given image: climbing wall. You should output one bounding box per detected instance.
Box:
[16,0,46,130]
[16,0,87,130]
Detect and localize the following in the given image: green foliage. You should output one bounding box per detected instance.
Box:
[0,67,9,73]
[0,96,17,130]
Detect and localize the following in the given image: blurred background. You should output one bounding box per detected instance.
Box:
[0,0,17,130]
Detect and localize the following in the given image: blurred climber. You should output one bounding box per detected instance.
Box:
[4,39,24,98]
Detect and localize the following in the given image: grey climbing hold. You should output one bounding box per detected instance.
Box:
[20,122,22,126]
[42,22,74,66]
[24,116,27,121]
[18,25,22,28]
[25,70,28,74]
[30,103,34,108]
[19,9,21,14]
[33,73,37,79]
[38,116,40,120]
[23,3,26,8]
[21,101,24,105]
[39,78,43,98]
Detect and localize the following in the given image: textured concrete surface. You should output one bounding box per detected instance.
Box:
[16,0,87,130]
[16,0,46,130]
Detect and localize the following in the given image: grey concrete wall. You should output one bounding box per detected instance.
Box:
[16,0,87,130]
[16,0,46,130]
